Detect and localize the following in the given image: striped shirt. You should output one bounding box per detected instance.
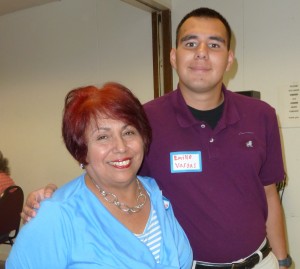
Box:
[135,205,162,263]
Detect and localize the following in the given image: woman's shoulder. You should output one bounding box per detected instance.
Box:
[137,176,159,191]
[51,173,86,201]
[138,176,172,210]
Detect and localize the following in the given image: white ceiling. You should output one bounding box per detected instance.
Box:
[0,0,59,16]
[0,0,170,16]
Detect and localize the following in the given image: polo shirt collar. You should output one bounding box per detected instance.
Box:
[171,87,198,128]
[218,85,241,131]
[172,84,241,130]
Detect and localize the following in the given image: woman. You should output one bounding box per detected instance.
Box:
[6,83,192,269]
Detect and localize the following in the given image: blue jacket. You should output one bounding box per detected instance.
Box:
[6,174,193,269]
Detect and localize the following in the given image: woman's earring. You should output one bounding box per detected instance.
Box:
[80,163,85,169]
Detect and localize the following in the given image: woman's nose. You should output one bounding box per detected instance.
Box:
[113,136,127,152]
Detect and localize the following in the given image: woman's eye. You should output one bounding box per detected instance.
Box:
[124,130,135,136]
[97,135,107,140]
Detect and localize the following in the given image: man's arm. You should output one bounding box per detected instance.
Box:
[265,183,290,268]
[21,183,58,223]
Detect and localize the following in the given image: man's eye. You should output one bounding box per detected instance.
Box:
[208,43,220,49]
[185,42,197,48]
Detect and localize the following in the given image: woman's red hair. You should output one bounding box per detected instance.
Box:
[62,82,152,165]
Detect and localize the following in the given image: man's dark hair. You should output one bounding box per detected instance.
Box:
[175,7,232,50]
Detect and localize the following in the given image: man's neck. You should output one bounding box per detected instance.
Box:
[180,84,224,111]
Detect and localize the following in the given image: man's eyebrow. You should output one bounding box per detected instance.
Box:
[209,36,226,44]
[180,35,198,43]
[179,34,226,44]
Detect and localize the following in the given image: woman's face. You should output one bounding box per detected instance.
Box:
[84,117,144,188]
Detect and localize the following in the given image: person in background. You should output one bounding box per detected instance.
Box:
[21,7,292,269]
[0,151,15,196]
[6,83,192,269]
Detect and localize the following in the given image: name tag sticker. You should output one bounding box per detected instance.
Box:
[170,151,202,173]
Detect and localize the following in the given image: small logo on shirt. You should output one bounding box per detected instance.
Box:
[246,140,253,148]
[239,132,255,149]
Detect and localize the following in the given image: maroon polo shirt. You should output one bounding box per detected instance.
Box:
[139,85,284,262]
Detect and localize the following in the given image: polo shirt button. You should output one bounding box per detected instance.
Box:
[201,124,205,128]
[209,138,214,143]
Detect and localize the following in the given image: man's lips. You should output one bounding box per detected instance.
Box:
[189,65,211,72]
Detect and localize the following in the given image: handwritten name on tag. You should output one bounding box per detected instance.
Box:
[170,151,202,173]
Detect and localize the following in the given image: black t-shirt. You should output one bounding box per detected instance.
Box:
[188,102,224,129]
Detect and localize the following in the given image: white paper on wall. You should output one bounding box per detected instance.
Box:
[278,82,300,128]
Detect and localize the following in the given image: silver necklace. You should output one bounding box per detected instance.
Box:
[90,177,147,214]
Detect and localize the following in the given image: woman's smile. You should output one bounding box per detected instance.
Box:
[108,158,132,169]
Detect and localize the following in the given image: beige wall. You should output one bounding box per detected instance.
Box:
[0,0,153,258]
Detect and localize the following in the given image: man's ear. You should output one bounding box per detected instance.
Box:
[226,50,234,71]
[170,48,177,70]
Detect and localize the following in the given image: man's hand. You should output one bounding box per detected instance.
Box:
[21,183,58,223]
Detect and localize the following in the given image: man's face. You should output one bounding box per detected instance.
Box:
[170,17,234,96]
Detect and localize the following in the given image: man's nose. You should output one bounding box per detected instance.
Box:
[195,43,208,59]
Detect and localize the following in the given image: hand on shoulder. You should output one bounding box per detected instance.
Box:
[21,183,58,223]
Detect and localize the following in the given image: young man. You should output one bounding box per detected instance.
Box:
[140,7,290,268]
[22,7,291,269]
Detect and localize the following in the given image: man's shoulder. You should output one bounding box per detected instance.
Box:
[144,90,176,109]
[227,89,275,113]
[143,90,178,122]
